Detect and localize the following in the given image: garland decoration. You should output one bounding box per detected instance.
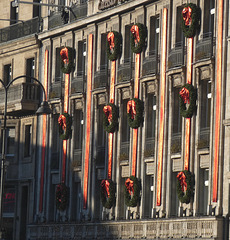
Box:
[60,46,74,74]
[100,179,116,209]
[56,182,69,211]
[130,23,147,54]
[176,170,193,204]
[125,176,140,207]
[127,98,144,129]
[181,3,200,38]
[106,31,122,61]
[103,103,119,133]
[58,112,72,140]
[179,83,196,118]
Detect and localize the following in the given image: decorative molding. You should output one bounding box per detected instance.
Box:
[98,0,118,10]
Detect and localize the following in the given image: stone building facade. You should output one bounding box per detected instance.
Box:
[1,0,230,239]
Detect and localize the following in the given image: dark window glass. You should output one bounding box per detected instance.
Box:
[55,48,63,82]
[33,0,41,18]
[149,16,159,55]
[124,25,132,62]
[74,109,83,150]
[24,125,32,157]
[77,41,86,76]
[26,58,35,83]
[4,64,12,85]
[10,1,18,25]
[176,6,184,45]
[171,172,179,216]
[203,0,215,36]
[100,34,108,70]
[0,128,15,157]
[198,168,209,215]
[51,115,60,169]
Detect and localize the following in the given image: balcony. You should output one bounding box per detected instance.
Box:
[71,73,85,94]
[49,81,64,100]
[142,51,158,77]
[94,65,109,89]
[117,58,134,83]
[0,82,40,115]
[48,11,65,30]
[70,1,88,22]
[168,42,185,69]
[196,32,215,62]
[0,17,40,43]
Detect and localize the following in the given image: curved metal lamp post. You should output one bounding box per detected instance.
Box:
[0,75,51,239]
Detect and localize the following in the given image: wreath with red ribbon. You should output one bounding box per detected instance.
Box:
[181,3,200,38]
[58,112,72,140]
[103,103,118,133]
[106,31,122,61]
[60,46,74,74]
[125,176,141,207]
[100,179,116,209]
[56,182,69,211]
[130,23,147,54]
[179,83,197,118]
[176,170,193,204]
[127,98,144,129]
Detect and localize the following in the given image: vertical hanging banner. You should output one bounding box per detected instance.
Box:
[132,53,140,176]
[61,73,70,183]
[83,34,93,209]
[108,60,116,179]
[213,0,223,203]
[156,8,168,206]
[39,49,49,212]
[184,38,193,171]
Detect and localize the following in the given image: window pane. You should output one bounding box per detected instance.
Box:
[24,125,31,157]
[4,64,12,85]
[171,172,179,216]
[74,109,83,150]
[55,48,63,82]
[26,58,35,83]
[198,168,209,215]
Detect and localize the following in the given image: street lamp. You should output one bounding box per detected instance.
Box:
[0,75,51,239]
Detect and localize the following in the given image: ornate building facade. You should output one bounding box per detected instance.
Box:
[0,0,230,239]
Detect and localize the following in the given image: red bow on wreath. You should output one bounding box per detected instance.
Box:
[125,178,134,196]
[127,100,136,120]
[182,6,192,26]
[58,114,67,131]
[60,47,69,65]
[107,32,115,50]
[180,87,190,104]
[130,25,140,44]
[101,180,110,198]
[177,172,187,192]
[103,105,112,123]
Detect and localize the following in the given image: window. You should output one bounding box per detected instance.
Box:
[55,48,63,82]
[145,93,156,157]
[74,109,84,150]
[10,1,18,25]
[198,168,209,215]
[26,58,35,83]
[144,175,154,218]
[51,115,61,169]
[175,6,184,45]
[149,16,159,55]
[100,34,108,70]
[120,99,130,160]
[4,64,12,85]
[171,87,182,153]
[171,172,179,216]
[0,127,15,158]
[24,125,32,157]
[33,0,41,18]
[203,0,215,36]
[124,25,132,63]
[199,80,211,148]
[96,105,106,165]
[77,41,86,77]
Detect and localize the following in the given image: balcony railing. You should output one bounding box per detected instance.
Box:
[71,74,85,94]
[48,11,65,30]
[0,17,40,43]
[49,81,64,99]
[196,32,215,62]
[168,42,185,69]
[144,137,155,158]
[198,127,210,149]
[142,51,158,77]
[117,58,134,83]
[94,65,109,89]
[0,82,40,114]
[70,1,88,22]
